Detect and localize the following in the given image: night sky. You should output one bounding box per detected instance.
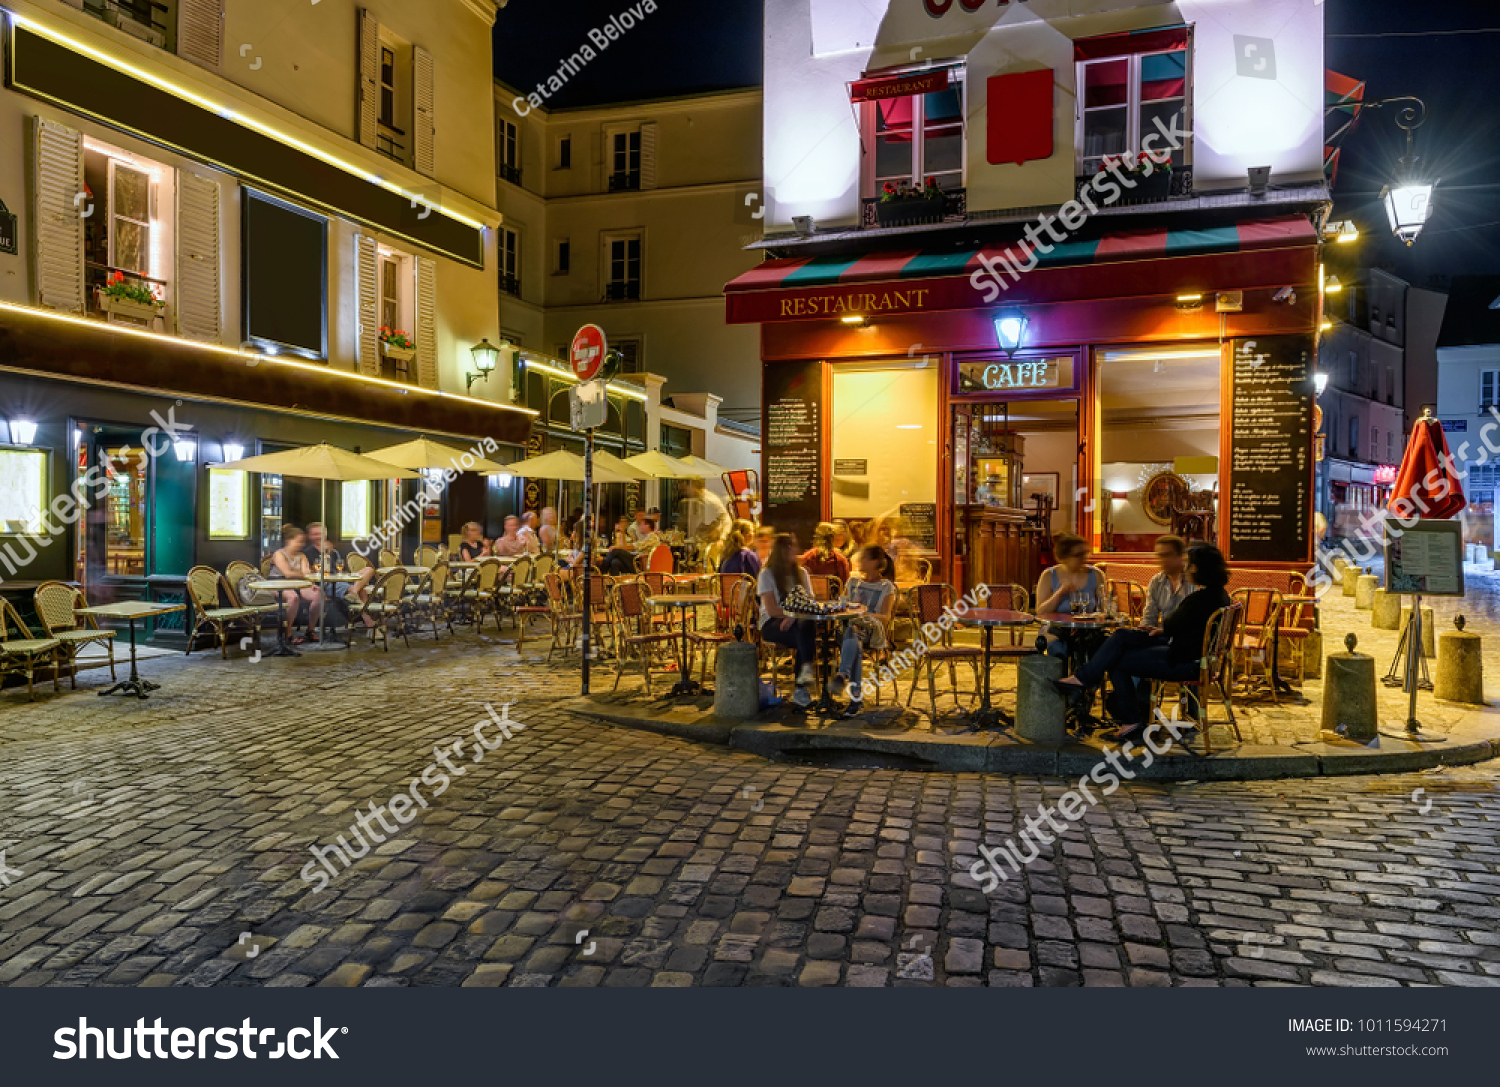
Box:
[493,0,1500,283]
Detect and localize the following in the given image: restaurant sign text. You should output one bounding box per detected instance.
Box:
[959,358,1061,391]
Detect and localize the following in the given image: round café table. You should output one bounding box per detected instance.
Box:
[954,608,1036,730]
[1036,612,1123,733]
[307,571,364,649]
[789,603,867,716]
[247,579,313,657]
[646,593,719,697]
[73,600,186,699]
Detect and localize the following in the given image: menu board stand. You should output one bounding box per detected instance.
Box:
[762,360,824,547]
[1227,337,1313,563]
[1380,518,1464,742]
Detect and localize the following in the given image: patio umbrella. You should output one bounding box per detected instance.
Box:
[591,449,653,481]
[673,454,728,478]
[623,449,700,479]
[485,448,639,485]
[1389,413,1465,521]
[219,443,422,645]
[364,436,511,475]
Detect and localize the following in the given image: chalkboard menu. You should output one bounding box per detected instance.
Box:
[1228,336,1313,563]
[763,359,823,546]
[900,503,938,550]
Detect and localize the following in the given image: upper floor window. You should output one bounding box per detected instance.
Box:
[554,238,571,275]
[376,244,415,383]
[84,0,172,50]
[558,135,572,170]
[375,39,411,164]
[868,73,965,194]
[604,232,641,301]
[1348,415,1360,459]
[1482,370,1498,409]
[1370,426,1378,461]
[609,128,642,191]
[1386,431,1395,464]
[500,228,520,297]
[1076,29,1190,175]
[82,138,173,323]
[615,337,642,374]
[499,118,521,185]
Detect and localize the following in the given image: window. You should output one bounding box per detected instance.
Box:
[498,118,520,185]
[1347,350,1359,388]
[208,469,248,539]
[660,423,693,460]
[1386,431,1395,464]
[554,238,570,275]
[82,139,171,321]
[500,228,520,297]
[243,190,327,359]
[831,363,940,524]
[376,44,406,162]
[82,0,171,50]
[1077,47,1188,174]
[1349,415,1359,459]
[1483,370,1498,409]
[870,72,965,193]
[609,128,641,191]
[558,135,572,170]
[0,448,46,534]
[380,254,401,331]
[341,481,371,539]
[1370,426,1378,461]
[614,337,642,374]
[604,233,641,300]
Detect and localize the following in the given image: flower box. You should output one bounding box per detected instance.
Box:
[96,290,163,326]
[875,195,947,228]
[380,342,416,361]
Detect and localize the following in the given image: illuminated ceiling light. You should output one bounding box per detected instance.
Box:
[172,437,197,462]
[896,424,923,430]
[222,441,246,462]
[1324,274,1344,294]
[840,315,867,326]
[9,419,37,445]
[993,310,1028,357]
[1175,292,1204,311]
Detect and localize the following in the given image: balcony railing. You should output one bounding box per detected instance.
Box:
[499,162,522,186]
[604,281,641,302]
[377,122,406,165]
[499,273,521,298]
[1074,165,1193,206]
[608,171,641,193]
[860,187,966,230]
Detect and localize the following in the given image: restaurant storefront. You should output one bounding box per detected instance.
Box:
[728,213,1323,592]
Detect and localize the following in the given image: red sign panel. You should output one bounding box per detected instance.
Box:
[850,69,948,102]
[569,324,607,381]
[987,68,1054,166]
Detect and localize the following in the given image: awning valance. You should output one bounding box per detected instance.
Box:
[725,215,1318,324]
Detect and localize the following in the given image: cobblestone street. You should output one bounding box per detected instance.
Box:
[0,624,1497,989]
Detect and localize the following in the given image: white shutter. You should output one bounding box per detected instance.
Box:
[31,117,86,315]
[178,0,223,71]
[175,171,222,342]
[639,122,658,190]
[356,235,380,377]
[413,46,436,177]
[357,9,380,149]
[415,256,438,389]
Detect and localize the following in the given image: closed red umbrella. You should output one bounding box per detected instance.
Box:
[1389,413,1464,521]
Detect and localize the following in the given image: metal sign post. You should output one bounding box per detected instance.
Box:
[582,425,593,693]
[1379,517,1463,743]
[569,324,610,697]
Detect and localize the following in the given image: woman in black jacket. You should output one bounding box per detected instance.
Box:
[1056,545,1232,740]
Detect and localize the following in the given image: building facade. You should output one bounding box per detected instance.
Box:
[1434,275,1500,551]
[0,0,531,625]
[731,0,1327,589]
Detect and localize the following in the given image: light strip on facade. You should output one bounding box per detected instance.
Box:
[0,299,538,417]
[1101,347,1222,363]
[521,356,650,402]
[11,13,487,232]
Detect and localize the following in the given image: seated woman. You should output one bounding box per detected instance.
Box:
[719,519,761,579]
[269,524,323,643]
[800,521,852,585]
[600,525,638,576]
[1055,544,1233,742]
[1034,533,1105,658]
[757,533,817,709]
[458,521,491,562]
[828,545,896,717]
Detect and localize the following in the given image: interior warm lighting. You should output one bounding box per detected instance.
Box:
[841,315,867,325]
[14,13,487,232]
[896,424,923,430]
[1176,293,1203,303]
[0,300,537,417]
[9,419,38,446]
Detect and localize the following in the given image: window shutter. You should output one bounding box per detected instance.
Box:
[31,117,86,315]
[175,171,222,342]
[639,122,658,189]
[178,0,224,71]
[357,9,380,149]
[415,255,438,389]
[413,46,436,177]
[356,235,380,376]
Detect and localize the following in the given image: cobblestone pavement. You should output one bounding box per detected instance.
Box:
[0,624,1497,988]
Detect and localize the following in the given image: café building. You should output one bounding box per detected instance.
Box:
[730,0,1330,592]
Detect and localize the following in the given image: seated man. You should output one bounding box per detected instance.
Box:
[305,522,375,628]
[491,515,534,558]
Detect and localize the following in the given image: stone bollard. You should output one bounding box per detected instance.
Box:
[1015,654,1067,745]
[1302,628,1323,679]
[1354,574,1378,611]
[1465,543,1478,564]
[1341,565,1360,597]
[1371,589,1402,630]
[713,640,761,719]
[1400,607,1437,658]
[1322,633,1378,742]
[1435,616,1485,705]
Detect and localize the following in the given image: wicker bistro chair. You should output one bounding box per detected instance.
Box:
[34,581,116,688]
[531,571,574,658]
[904,583,984,723]
[493,555,532,629]
[687,574,758,684]
[259,556,275,577]
[1107,580,1147,623]
[410,560,454,638]
[185,565,265,658]
[610,580,680,694]
[347,568,412,651]
[1231,588,1283,704]
[378,548,399,569]
[0,598,61,700]
[453,558,507,634]
[347,551,370,573]
[1151,602,1244,755]
[1276,573,1316,687]
[417,545,441,568]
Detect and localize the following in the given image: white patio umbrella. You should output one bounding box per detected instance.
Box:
[673,454,728,478]
[364,436,512,475]
[623,449,700,479]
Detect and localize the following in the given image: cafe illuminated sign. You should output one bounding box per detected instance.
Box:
[974,359,1059,391]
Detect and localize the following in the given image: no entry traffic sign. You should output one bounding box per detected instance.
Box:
[570,324,608,382]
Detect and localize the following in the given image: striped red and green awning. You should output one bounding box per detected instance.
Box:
[725,214,1317,324]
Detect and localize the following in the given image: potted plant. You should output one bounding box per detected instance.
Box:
[379,327,417,361]
[875,177,948,227]
[96,270,164,325]
[1101,151,1173,204]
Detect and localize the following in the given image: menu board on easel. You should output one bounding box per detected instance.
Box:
[763,359,823,546]
[1227,336,1313,563]
[1384,518,1465,596]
